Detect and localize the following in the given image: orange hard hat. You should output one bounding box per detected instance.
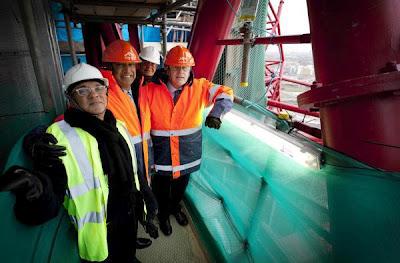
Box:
[164,46,195,67]
[102,40,141,63]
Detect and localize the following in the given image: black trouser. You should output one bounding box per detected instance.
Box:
[151,173,190,222]
[107,200,138,262]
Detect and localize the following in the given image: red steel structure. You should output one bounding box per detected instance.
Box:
[299,0,400,171]
[189,0,241,80]
[265,0,285,103]
[263,1,316,118]
[190,0,400,171]
[197,0,316,118]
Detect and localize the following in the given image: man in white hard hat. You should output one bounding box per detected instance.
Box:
[24,41,158,251]
[0,63,158,263]
[139,46,160,81]
[131,46,160,107]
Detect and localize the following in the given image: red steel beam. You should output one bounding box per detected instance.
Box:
[281,76,313,87]
[293,121,322,139]
[190,0,241,79]
[216,34,311,46]
[267,99,320,118]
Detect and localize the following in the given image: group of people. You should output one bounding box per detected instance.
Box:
[0,40,233,262]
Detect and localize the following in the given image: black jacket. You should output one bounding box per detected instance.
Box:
[15,109,156,262]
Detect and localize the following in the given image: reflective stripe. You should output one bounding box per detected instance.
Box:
[151,126,201,137]
[215,93,234,101]
[209,84,221,100]
[154,165,172,171]
[70,209,106,230]
[118,123,140,191]
[67,180,101,199]
[155,158,201,172]
[58,121,101,199]
[119,123,147,215]
[130,134,142,144]
[143,132,151,140]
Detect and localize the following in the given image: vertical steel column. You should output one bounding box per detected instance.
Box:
[140,25,145,49]
[303,0,400,171]
[98,23,119,45]
[240,22,252,87]
[82,23,119,67]
[190,0,241,79]
[128,24,141,52]
[64,13,78,65]
[161,14,168,61]
[82,23,102,67]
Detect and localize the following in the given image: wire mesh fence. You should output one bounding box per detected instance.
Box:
[213,0,271,108]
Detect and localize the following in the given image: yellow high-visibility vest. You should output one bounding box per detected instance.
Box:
[47,119,141,261]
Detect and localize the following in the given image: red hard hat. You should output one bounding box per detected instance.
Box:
[102,40,141,63]
[164,46,195,67]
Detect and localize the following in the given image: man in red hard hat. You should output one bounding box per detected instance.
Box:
[101,40,157,250]
[140,45,234,236]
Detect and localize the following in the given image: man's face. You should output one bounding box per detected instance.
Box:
[112,62,136,89]
[139,60,157,77]
[71,80,108,119]
[167,66,191,88]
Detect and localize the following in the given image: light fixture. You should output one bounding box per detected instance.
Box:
[223,110,321,169]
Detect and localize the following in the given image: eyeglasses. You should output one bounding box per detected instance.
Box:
[169,66,191,72]
[72,85,108,96]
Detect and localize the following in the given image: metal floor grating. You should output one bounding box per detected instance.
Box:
[136,206,209,263]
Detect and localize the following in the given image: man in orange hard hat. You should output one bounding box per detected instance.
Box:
[101,40,157,250]
[140,45,234,236]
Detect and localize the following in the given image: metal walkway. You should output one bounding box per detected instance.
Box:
[136,207,209,263]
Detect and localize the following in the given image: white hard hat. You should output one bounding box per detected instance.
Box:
[63,63,109,93]
[139,46,160,65]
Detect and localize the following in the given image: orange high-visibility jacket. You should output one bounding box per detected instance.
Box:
[140,77,233,179]
[100,69,152,182]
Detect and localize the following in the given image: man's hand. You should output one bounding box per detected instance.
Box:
[24,127,66,168]
[144,218,159,239]
[205,116,222,129]
[0,166,43,201]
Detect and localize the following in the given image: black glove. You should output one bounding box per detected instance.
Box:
[136,194,159,239]
[144,218,159,239]
[23,126,66,168]
[135,165,159,239]
[205,116,222,129]
[142,187,159,239]
[0,166,43,201]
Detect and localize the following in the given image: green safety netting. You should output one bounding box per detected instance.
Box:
[0,136,80,263]
[1,107,400,262]
[185,106,400,263]
[213,0,269,108]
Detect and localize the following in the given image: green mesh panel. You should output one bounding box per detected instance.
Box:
[213,0,268,107]
[0,136,80,263]
[186,106,400,263]
[3,109,399,263]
